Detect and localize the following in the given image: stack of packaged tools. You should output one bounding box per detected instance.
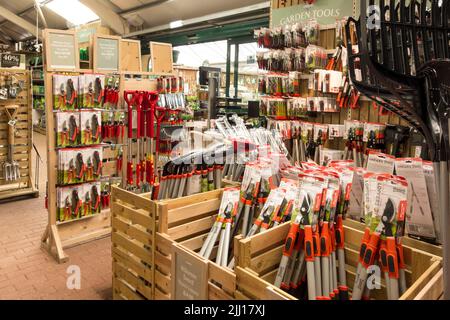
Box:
[57,182,102,223]
[155,143,231,200]
[199,158,286,269]
[52,73,120,222]
[272,162,354,300]
[352,174,409,300]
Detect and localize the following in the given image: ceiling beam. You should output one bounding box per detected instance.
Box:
[120,0,171,16]
[79,0,130,35]
[123,1,271,38]
[0,5,41,39]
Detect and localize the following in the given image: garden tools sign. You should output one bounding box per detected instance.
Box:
[271,0,355,27]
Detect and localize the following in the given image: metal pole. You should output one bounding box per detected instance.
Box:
[207,73,217,130]
[442,128,450,299]
[233,43,239,99]
[225,40,231,98]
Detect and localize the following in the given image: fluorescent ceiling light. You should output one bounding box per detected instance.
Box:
[169,20,183,29]
[45,0,99,26]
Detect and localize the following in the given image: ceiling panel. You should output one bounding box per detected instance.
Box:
[0,0,267,42]
[124,0,266,28]
[110,0,144,10]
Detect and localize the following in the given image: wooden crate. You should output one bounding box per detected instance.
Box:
[234,223,443,300]
[111,186,239,300]
[155,189,237,300]
[111,186,157,300]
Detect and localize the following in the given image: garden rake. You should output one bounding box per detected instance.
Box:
[3,105,20,182]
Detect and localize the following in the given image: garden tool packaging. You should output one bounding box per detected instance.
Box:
[348,168,366,221]
[57,147,103,185]
[353,174,408,300]
[80,111,102,145]
[198,187,240,266]
[79,74,105,109]
[366,152,395,175]
[103,75,120,110]
[57,182,102,222]
[395,159,436,240]
[53,75,78,110]
[55,112,80,147]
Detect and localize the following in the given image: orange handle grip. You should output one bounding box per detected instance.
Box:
[335,215,345,249]
[304,226,314,262]
[320,222,332,257]
[361,232,380,269]
[386,237,399,279]
[283,223,300,257]
[379,240,389,273]
[293,228,305,252]
[358,228,371,264]
[313,232,321,257]
[396,241,405,270]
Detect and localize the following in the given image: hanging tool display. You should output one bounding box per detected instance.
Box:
[124,91,143,190]
[346,0,450,298]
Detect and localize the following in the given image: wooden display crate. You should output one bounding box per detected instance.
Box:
[234,223,443,300]
[155,189,237,300]
[111,187,156,300]
[111,186,240,300]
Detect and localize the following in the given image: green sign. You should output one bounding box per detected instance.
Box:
[271,0,355,27]
[48,33,77,70]
[96,37,119,71]
[77,29,95,43]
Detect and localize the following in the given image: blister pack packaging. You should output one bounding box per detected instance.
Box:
[55,112,80,147]
[80,110,102,145]
[53,75,78,110]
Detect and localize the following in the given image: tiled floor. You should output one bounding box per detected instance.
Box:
[0,133,112,300]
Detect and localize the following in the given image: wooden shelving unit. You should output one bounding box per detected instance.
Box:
[0,68,39,201]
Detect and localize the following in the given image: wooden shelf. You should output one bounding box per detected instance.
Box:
[56,211,106,226]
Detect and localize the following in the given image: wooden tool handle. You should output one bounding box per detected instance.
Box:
[4,105,19,145]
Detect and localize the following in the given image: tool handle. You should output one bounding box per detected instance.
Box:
[146,160,153,184]
[358,228,372,264]
[386,237,399,279]
[136,163,142,187]
[136,94,143,139]
[274,255,290,288]
[320,222,332,257]
[283,223,300,257]
[148,92,159,138]
[123,90,136,106]
[335,215,345,249]
[127,162,133,186]
[361,232,380,269]
[304,226,314,262]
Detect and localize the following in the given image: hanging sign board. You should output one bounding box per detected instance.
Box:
[94,35,121,72]
[171,243,208,300]
[149,41,173,74]
[271,0,355,27]
[0,53,25,69]
[44,29,78,71]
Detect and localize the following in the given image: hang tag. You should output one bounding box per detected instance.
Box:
[8,120,16,126]
[414,146,422,158]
